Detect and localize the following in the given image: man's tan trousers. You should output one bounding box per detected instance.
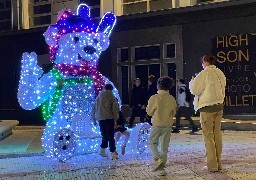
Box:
[200,110,223,171]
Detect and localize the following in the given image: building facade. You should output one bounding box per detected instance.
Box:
[0,0,101,31]
[0,0,228,31]
[1,0,255,125]
[111,0,256,116]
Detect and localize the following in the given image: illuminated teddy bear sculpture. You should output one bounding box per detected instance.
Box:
[17,4,120,161]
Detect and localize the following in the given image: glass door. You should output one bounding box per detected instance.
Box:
[134,64,160,89]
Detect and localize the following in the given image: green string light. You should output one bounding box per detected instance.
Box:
[41,68,93,121]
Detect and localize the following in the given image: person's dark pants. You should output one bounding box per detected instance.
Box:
[174,106,197,130]
[99,119,116,152]
[129,105,145,127]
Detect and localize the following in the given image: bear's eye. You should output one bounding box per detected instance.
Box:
[74,37,79,43]
[93,39,99,44]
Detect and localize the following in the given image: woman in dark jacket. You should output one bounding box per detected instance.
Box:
[129,78,147,128]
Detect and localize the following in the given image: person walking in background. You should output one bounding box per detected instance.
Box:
[169,77,176,99]
[129,78,147,128]
[145,75,158,125]
[172,79,198,133]
[146,76,177,176]
[148,75,158,98]
[91,84,119,160]
[189,55,226,172]
[114,110,130,155]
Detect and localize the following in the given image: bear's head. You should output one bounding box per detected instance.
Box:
[44,4,116,67]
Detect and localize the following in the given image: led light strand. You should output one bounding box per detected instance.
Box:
[17,4,131,161]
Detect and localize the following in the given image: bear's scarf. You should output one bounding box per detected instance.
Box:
[41,64,106,121]
[54,63,106,97]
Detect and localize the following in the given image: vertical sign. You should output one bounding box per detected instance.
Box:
[212,33,256,113]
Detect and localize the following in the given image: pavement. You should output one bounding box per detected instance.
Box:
[0,126,256,180]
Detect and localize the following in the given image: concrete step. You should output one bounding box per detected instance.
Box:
[224,114,256,120]
[0,120,19,141]
[177,117,256,131]
[128,117,256,131]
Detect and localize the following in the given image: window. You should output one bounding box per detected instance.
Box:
[164,43,176,58]
[118,48,129,62]
[117,47,129,63]
[28,0,79,28]
[0,2,4,9]
[149,64,161,81]
[0,11,11,20]
[198,0,214,2]
[123,1,147,15]
[33,4,51,15]
[90,7,100,18]
[5,0,11,8]
[0,21,11,31]
[134,45,160,61]
[33,0,50,2]
[135,64,160,89]
[121,66,129,104]
[123,0,174,15]
[79,0,100,6]
[123,0,141,2]
[135,65,148,88]
[197,0,214,4]
[33,15,51,26]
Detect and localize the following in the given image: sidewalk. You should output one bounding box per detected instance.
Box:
[0,128,256,179]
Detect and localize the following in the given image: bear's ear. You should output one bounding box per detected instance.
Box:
[43,26,58,46]
[77,4,90,18]
[97,12,116,37]
[56,8,73,22]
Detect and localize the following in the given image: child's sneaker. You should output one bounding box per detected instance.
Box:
[151,159,164,172]
[157,168,167,176]
[121,145,126,155]
[99,148,108,157]
[111,151,119,160]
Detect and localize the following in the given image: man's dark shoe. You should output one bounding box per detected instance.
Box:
[191,127,199,133]
[172,129,180,133]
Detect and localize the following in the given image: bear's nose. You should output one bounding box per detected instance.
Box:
[84,45,96,54]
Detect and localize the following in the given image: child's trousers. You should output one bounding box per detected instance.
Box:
[149,126,171,164]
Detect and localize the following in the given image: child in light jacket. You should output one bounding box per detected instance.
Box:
[146,76,177,176]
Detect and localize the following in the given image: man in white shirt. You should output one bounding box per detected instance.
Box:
[189,55,226,172]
